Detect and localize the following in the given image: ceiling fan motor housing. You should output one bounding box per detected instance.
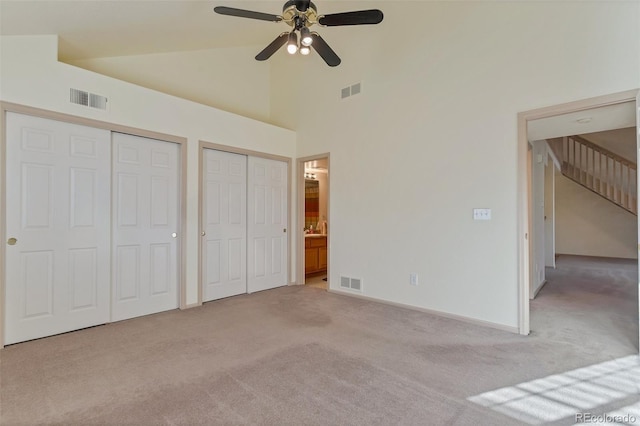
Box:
[282,0,318,26]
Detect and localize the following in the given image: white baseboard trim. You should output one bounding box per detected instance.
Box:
[327,289,519,334]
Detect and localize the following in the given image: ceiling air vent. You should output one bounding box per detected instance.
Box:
[70,88,108,111]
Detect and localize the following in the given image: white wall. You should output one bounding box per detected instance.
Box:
[555,171,637,259]
[68,46,272,124]
[0,35,297,307]
[271,1,639,329]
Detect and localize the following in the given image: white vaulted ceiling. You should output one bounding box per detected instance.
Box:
[1,0,636,135]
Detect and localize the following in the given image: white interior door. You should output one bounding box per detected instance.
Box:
[5,113,111,345]
[112,133,179,321]
[202,149,247,301]
[247,157,288,293]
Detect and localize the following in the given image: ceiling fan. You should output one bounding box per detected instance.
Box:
[213,1,384,67]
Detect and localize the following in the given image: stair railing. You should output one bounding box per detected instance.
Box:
[562,135,637,215]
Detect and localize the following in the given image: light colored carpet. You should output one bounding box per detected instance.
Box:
[1,255,637,425]
[532,255,638,355]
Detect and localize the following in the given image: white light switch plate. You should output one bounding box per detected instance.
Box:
[473,208,492,220]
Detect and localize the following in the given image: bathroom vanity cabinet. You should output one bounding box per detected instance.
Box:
[305,235,327,275]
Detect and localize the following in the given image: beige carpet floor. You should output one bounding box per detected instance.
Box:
[1,255,638,425]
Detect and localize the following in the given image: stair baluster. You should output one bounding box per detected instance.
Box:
[559,135,637,215]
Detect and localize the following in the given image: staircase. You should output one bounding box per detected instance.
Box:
[548,135,637,215]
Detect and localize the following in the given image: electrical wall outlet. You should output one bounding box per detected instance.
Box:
[410,273,418,286]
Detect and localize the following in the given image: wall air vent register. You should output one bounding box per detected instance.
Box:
[340,276,362,291]
[70,88,108,111]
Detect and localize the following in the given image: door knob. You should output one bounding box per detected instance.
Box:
[201,231,206,236]
[7,237,17,245]
[171,233,177,238]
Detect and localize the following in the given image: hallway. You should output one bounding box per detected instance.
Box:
[532,254,638,356]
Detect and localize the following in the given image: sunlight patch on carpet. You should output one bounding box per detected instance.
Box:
[468,355,640,424]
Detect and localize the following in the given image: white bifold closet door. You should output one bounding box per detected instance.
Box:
[247,156,288,293]
[111,133,180,321]
[202,151,288,301]
[5,113,111,345]
[202,149,247,302]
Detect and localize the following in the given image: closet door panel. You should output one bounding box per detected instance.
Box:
[247,157,288,293]
[202,149,247,302]
[5,113,110,345]
[112,133,179,321]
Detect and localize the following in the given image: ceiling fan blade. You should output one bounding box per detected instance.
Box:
[214,6,282,22]
[318,9,383,26]
[310,33,341,67]
[255,33,289,61]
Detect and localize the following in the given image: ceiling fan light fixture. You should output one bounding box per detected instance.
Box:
[214,1,384,66]
[300,27,313,46]
[287,31,298,54]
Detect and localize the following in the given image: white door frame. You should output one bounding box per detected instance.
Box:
[0,102,188,348]
[296,154,330,286]
[197,141,292,305]
[517,89,639,337]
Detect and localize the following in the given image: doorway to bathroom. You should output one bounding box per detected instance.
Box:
[297,154,330,289]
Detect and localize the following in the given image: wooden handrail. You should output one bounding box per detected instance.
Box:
[569,135,636,169]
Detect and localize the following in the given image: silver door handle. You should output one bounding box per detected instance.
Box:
[201,231,206,236]
[171,233,177,238]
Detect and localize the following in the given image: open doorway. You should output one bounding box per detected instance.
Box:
[530,129,638,353]
[297,154,330,289]
[518,90,639,353]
